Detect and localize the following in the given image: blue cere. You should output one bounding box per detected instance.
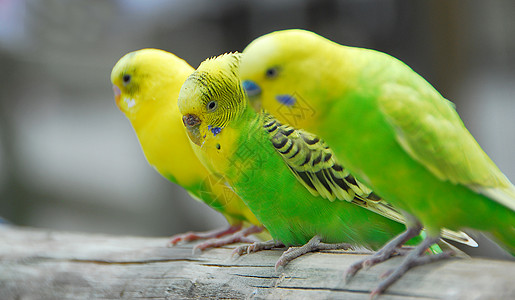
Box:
[276,94,296,106]
[208,125,222,136]
[242,80,262,97]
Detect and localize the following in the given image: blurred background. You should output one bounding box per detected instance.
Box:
[0,0,513,253]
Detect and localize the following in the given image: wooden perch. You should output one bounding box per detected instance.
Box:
[1,226,514,299]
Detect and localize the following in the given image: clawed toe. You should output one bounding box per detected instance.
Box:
[232,239,285,257]
[168,224,244,247]
[370,236,451,296]
[344,226,423,282]
[275,235,352,271]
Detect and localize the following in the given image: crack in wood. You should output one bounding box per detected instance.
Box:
[200,263,273,268]
[250,284,439,299]
[231,273,303,279]
[67,258,205,265]
[1,255,206,265]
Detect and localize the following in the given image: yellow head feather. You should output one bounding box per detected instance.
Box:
[240,29,353,129]
[111,48,192,123]
[178,52,246,145]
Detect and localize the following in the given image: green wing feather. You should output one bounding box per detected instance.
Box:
[378,82,515,212]
[262,113,477,246]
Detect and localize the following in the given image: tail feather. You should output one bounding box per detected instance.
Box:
[441,228,478,247]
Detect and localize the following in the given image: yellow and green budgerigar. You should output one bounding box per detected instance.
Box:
[177,53,475,269]
[110,48,267,250]
[239,29,515,294]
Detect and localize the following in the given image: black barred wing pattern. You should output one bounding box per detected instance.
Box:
[262,114,400,216]
[261,113,477,247]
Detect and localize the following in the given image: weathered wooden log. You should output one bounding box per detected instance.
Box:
[0,226,514,299]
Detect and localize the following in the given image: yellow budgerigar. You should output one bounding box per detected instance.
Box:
[111,49,266,250]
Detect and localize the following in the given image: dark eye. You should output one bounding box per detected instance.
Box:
[265,67,280,79]
[122,74,131,84]
[206,100,217,111]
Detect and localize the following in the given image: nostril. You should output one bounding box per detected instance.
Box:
[182,114,201,127]
[242,80,261,97]
[276,94,296,106]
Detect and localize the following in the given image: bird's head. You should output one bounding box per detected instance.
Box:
[110,48,191,117]
[240,29,332,127]
[178,53,246,146]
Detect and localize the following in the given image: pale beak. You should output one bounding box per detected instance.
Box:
[112,85,122,110]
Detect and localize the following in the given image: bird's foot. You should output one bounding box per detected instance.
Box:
[275,235,353,271]
[345,225,423,282]
[370,235,453,298]
[193,225,264,252]
[232,239,285,257]
[168,224,243,246]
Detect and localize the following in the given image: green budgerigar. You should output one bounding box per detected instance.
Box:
[177,53,475,269]
[240,29,515,294]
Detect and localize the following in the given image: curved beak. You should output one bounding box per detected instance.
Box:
[182,114,202,146]
[112,85,122,110]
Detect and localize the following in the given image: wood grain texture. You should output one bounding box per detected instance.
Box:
[1,226,514,300]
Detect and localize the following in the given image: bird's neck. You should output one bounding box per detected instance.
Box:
[128,98,172,133]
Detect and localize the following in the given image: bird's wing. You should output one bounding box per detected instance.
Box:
[263,114,474,246]
[378,81,515,212]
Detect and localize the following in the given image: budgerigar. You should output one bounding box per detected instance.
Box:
[239,29,515,295]
[111,49,267,250]
[177,53,475,269]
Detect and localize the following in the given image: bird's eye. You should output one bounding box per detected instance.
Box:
[265,67,280,79]
[122,74,131,84]
[206,101,218,111]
